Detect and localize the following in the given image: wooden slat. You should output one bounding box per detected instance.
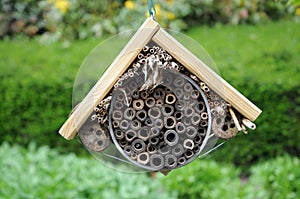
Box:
[152,28,262,121]
[59,18,160,139]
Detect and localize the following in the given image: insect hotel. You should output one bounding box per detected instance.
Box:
[59,18,262,173]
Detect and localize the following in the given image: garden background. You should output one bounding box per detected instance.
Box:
[0,0,299,198]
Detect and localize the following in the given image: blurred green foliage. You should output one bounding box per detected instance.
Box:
[0,142,174,199]
[243,155,300,199]
[161,154,300,199]
[0,0,297,41]
[160,159,242,199]
[1,143,298,198]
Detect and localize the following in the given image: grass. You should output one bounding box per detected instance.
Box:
[187,20,300,89]
[1,20,299,88]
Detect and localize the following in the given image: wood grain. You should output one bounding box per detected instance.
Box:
[59,18,160,139]
[152,28,262,121]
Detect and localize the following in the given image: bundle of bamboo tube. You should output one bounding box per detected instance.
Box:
[78,43,256,171]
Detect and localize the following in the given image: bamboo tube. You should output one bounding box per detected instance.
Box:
[241,124,248,134]
[115,129,124,139]
[137,152,150,165]
[242,118,256,130]
[150,48,155,54]
[186,126,197,139]
[158,143,170,155]
[200,120,208,127]
[229,107,242,131]
[136,110,147,122]
[173,88,184,99]
[191,89,200,99]
[173,77,185,87]
[185,150,194,159]
[145,118,155,127]
[185,107,195,117]
[124,145,132,156]
[155,119,164,129]
[200,112,208,120]
[147,144,157,154]
[165,154,177,168]
[198,128,206,137]
[149,137,159,145]
[164,116,177,129]
[120,120,130,131]
[132,99,144,110]
[146,97,156,108]
[164,130,179,146]
[150,154,164,170]
[184,83,193,92]
[113,121,120,128]
[125,130,137,142]
[140,90,149,100]
[194,135,203,145]
[131,139,146,153]
[182,117,191,126]
[148,107,161,119]
[153,87,165,99]
[183,139,194,150]
[175,101,184,111]
[162,104,174,116]
[191,114,201,125]
[131,153,137,160]
[165,93,176,105]
[119,139,127,148]
[193,145,200,153]
[138,126,150,141]
[174,111,183,121]
[124,107,136,120]
[130,119,141,131]
[143,46,149,52]
[150,127,161,137]
[172,144,184,157]
[112,110,123,121]
[114,101,124,110]
[132,90,139,99]
[155,99,164,105]
[177,157,186,165]
[175,122,186,134]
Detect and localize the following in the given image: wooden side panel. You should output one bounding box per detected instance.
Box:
[152,28,262,121]
[59,18,160,139]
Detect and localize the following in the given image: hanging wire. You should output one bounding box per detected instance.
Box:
[148,0,156,19]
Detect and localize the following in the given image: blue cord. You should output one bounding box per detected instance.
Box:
[148,0,156,19]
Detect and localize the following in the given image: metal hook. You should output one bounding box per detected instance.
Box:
[148,0,156,20]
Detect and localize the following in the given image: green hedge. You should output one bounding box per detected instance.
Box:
[0,38,100,153]
[243,155,300,199]
[160,155,300,199]
[160,159,242,199]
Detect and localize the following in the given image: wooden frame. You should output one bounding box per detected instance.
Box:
[59,18,262,140]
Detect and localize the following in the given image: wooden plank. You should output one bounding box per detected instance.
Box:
[59,18,160,139]
[152,28,262,121]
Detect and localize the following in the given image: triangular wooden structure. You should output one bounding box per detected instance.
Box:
[59,18,262,140]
